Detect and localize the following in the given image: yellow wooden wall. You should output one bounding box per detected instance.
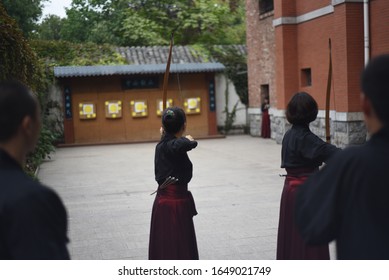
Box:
[64,73,211,144]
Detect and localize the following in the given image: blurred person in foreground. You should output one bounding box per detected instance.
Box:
[0,81,69,259]
[296,54,389,259]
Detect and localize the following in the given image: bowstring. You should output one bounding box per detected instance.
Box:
[176,71,183,104]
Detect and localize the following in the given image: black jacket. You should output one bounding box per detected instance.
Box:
[296,127,389,259]
[154,133,197,185]
[0,149,70,259]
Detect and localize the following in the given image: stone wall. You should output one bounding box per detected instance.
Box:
[269,108,366,147]
[248,108,261,137]
[46,84,64,138]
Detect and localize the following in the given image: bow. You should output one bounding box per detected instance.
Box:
[325,39,332,143]
[162,32,174,111]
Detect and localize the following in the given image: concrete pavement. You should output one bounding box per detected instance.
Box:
[38,135,334,259]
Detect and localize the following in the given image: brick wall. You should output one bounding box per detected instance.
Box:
[344,4,364,112]
[295,15,333,111]
[370,0,389,57]
[275,24,298,109]
[275,0,331,17]
[274,0,295,18]
[246,0,276,136]
[275,2,364,112]
[246,0,276,109]
[295,0,331,15]
[271,0,367,145]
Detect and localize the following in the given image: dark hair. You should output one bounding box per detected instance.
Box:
[162,106,186,134]
[286,92,318,125]
[362,54,389,125]
[0,81,38,142]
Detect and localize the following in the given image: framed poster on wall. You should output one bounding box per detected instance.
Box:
[184,97,201,114]
[79,103,96,119]
[130,100,148,118]
[105,100,122,119]
[156,99,173,116]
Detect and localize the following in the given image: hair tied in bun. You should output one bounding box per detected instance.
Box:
[164,109,175,120]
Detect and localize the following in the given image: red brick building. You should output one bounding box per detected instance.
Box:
[246,0,389,146]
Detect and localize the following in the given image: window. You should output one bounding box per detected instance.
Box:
[261,84,269,102]
[259,0,274,15]
[301,68,312,87]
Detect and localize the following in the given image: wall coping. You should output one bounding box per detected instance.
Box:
[332,0,364,6]
[274,1,364,27]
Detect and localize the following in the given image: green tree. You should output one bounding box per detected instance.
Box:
[120,0,245,45]
[120,11,167,46]
[59,0,246,46]
[60,0,98,42]
[210,45,248,105]
[37,15,64,41]
[2,0,47,36]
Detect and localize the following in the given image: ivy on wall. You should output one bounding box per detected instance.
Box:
[0,4,45,92]
[28,40,127,148]
[30,40,126,67]
[0,3,55,177]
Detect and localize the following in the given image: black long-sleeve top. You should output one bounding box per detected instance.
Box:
[281,124,340,169]
[296,126,389,259]
[154,133,198,185]
[0,149,70,259]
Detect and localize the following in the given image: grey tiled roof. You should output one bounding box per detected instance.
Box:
[54,63,225,78]
[116,45,247,64]
[117,46,207,64]
[54,45,245,78]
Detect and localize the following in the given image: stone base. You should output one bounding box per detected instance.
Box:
[248,108,290,142]
[249,108,367,147]
[310,118,367,147]
[271,114,291,144]
[249,111,262,137]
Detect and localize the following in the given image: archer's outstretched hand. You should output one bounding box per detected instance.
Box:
[185,135,195,141]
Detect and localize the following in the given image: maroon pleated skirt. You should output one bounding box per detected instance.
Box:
[261,110,271,138]
[276,168,330,260]
[149,184,199,260]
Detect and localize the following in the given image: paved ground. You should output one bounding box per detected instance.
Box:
[38,135,334,260]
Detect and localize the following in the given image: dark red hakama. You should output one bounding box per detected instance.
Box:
[276,168,330,260]
[149,184,199,260]
[261,110,271,138]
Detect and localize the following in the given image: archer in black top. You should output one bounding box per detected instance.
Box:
[277,92,340,260]
[155,133,197,185]
[281,124,339,169]
[149,106,199,260]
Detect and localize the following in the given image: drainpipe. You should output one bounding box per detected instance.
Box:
[364,0,370,65]
[364,0,371,142]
